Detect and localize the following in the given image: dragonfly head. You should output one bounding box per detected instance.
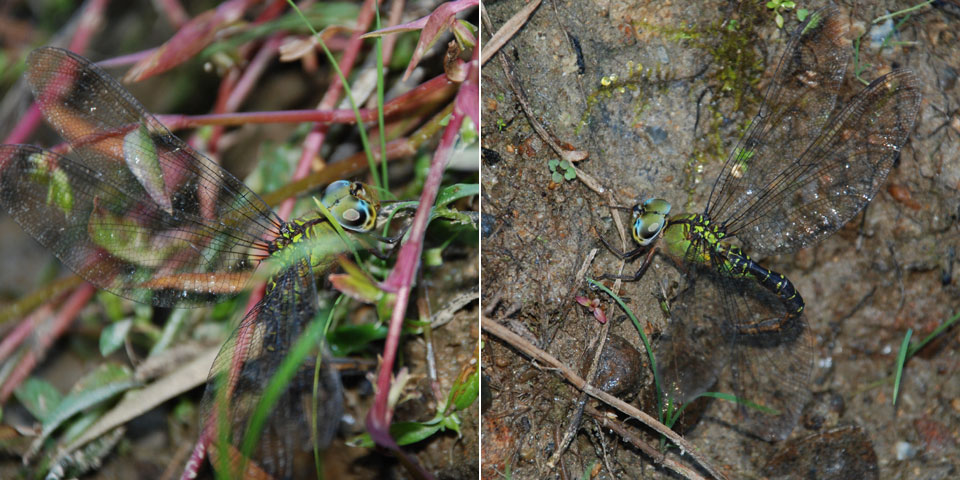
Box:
[320,180,379,233]
[631,198,671,246]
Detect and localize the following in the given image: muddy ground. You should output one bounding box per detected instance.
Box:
[481,0,960,478]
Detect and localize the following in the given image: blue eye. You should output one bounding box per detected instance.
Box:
[320,182,377,232]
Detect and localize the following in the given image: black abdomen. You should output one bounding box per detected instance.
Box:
[723,245,804,318]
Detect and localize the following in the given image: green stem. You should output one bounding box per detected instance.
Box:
[873,0,933,24]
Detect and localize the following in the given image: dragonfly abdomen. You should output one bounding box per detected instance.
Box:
[720,243,805,324]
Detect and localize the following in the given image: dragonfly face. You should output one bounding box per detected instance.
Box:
[630,198,670,246]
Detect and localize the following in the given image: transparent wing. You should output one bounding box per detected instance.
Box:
[706,5,850,227]
[657,245,812,441]
[725,69,921,254]
[0,47,281,306]
[203,262,343,478]
[656,240,732,407]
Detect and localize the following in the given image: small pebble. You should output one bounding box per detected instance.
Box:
[895,440,916,460]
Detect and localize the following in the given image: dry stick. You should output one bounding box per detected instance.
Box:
[584,405,708,480]
[479,0,541,65]
[482,317,727,480]
[546,250,607,472]
[480,6,603,194]
[605,189,631,289]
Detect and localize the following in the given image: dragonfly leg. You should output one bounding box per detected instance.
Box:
[367,247,394,261]
[597,244,658,282]
[368,226,408,244]
[598,233,645,260]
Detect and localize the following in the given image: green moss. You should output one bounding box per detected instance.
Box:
[577,4,771,193]
[576,61,673,134]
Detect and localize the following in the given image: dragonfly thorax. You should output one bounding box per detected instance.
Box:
[661,213,731,265]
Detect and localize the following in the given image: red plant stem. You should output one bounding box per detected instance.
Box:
[3,0,108,144]
[0,0,107,397]
[256,0,291,22]
[380,0,406,67]
[278,0,377,220]
[3,105,43,144]
[95,48,156,68]
[70,0,109,53]
[225,35,285,114]
[362,103,461,480]
[365,48,476,478]
[367,86,464,444]
[0,284,96,402]
[187,1,376,473]
[155,0,189,27]
[156,73,454,129]
[0,305,51,366]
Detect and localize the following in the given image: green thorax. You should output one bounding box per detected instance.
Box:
[660,213,731,266]
[630,201,749,275]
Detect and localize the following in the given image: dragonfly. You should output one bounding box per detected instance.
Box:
[0,47,393,477]
[600,6,921,440]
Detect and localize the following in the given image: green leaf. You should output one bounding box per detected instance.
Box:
[563,169,576,181]
[893,328,912,405]
[552,172,563,183]
[328,258,384,304]
[99,319,132,356]
[348,421,445,448]
[434,183,479,208]
[327,323,388,356]
[13,378,62,422]
[47,167,74,216]
[776,12,784,28]
[97,291,127,321]
[88,205,183,267]
[37,364,137,448]
[548,159,559,170]
[123,124,171,212]
[446,345,480,413]
[26,152,74,217]
[424,247,444,267]
[439,413,462,436]
[797,8,809,21]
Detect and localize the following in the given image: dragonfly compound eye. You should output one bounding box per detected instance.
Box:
[321,180,353,205]
[336,199,376,232]
[642,198,671,216]
[633,211,667,246]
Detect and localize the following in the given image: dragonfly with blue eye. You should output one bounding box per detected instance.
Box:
[597,6,921,441]
[0,47,404,478]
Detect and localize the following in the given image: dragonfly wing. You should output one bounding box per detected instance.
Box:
[705,6,848,230]
[203,262,342,479]
[656,240,733,407]
[0,47,280,306]
[710,255,811,441]
[728,303,813,442]
[727,69,921,254]
[657,244,812,441]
